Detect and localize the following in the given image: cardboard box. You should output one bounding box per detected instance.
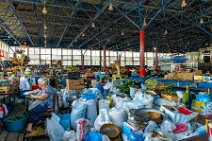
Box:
[66,78,85,90]
[194,76,203,82]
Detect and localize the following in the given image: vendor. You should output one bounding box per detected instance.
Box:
[26,77,56,132]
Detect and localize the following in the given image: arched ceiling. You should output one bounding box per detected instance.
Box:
[0,0,211,53]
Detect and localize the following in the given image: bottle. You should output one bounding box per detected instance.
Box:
[182,85,189,105]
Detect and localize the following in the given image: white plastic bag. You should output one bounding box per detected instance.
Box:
[82,99,97,127]
[47,114,65,141]
[61,88,70,108]
[94,109,112,131]
[160,120,176,140]
[71,100,87,129]
[63,130,76,141]
[76,118,90,141]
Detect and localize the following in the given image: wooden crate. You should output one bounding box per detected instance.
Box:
[0,86,11,94]
[66,78,85,90]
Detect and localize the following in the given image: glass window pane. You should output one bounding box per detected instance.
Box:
[46,48,51,54]
[63,49,68,55]
[52,48,61,55]
[73,49,81,55]
[52,55,61,60]
[30,55,39,60]
[85,50,90,56]
[34,48,40,54]
[40,48,46,54]
[29,48,34,54]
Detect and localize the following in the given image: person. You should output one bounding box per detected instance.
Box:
[25,77,56,132]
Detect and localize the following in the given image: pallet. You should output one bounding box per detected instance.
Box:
[0,124,23,141]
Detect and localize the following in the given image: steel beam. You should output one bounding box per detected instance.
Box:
[0,19,21,45]
[115,6,140,30]
[8,0,34,46]
[56,1,79,48]
[67,1,109,48]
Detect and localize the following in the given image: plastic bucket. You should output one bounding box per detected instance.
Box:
[3,114,27,132]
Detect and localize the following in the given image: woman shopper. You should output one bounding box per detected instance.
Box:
[25,77,56,132]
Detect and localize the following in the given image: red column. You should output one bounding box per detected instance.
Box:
[103,45,106,70]
[81,54,84,70]
[140,30,146,77]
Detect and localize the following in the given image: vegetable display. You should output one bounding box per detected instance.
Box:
[145,78,158,89]
[67,66,78,72]
[119,79,136,95]
[156,83,173,91]
[161,90,177,96]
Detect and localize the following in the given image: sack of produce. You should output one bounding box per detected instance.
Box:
[70,100,87,129]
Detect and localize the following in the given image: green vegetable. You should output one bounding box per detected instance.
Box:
[145,78,158,89]
[119,79,136,95]
[161,90,177,96]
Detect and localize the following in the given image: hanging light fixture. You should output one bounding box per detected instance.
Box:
[181,0,187,8]
[44,34,47,38]
[43,23,47,30]
[91,22,96,28]
[42,5,47,14]
[8,35,11,39]
[142,18,147,27]
[164,30,168,35]
[199,18,204,24]
[121,31,124,36]
[108,3,113,11]
[82,32,85,37]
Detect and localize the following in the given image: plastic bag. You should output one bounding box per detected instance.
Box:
[144,121,157,136]
[111,94,130,108]
[71,99,87,129]
[63,130,76,141]
[85,131,103,141]
[160,120,176,140]
[82,99,97,127]
[154,98,177,107]
[82,88,102,100]
[122,122,144,141]
[103,82,112,91]
[47,114,65,141]
[61,88,70,108]
[130,87,139,99]
[76,118,90,141]
[94,109,112,131]
[99,99,110,112]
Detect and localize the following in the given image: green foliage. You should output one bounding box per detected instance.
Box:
[161,90,177,96]
[67,66,78,72]
[119,79,136,95]
[145,78,158,89]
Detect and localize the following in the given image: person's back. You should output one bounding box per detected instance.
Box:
[45,85,56,109]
